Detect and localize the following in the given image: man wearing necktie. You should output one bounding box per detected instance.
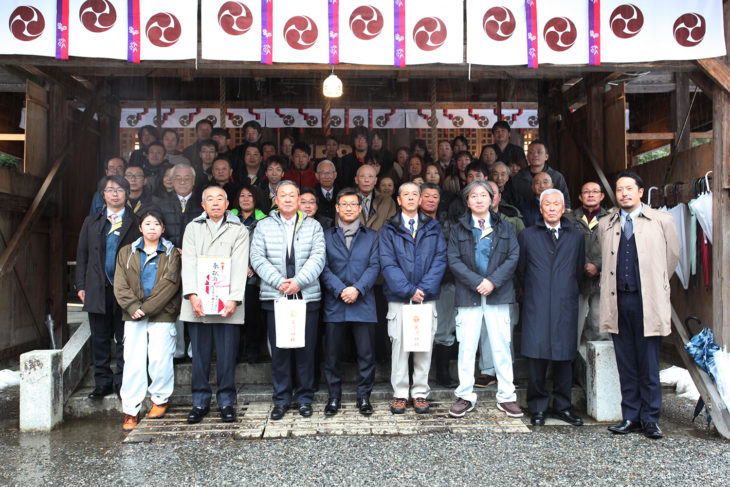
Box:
[517,189,585,427]
[76,176,141,399]
[379,183,447,415]
[314,160,339,221]
[599,172,679,439]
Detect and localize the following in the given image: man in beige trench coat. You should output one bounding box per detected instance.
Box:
[598,171,678,439]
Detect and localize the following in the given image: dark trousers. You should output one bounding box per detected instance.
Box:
[188,322,240,409]
[88,285,124,389]
[242,285,263,360]
[267,309,319,406]
[527,358,573,414]
[324,322,376,400]
[613,291,662,422]
[374,284,389,363]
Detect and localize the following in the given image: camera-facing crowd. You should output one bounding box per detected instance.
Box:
[76,119,678,440]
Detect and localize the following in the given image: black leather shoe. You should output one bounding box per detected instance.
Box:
[642,421,664,439]
[87,385,113,400]
[220,406,236,423]
[187,406,210,424]
[357,397,374,415]
[551,409,584,426]
[531,411,546,426]
[324,398,341,416]
[270,404,288,420]
[608,419,643,434]
[298,403,313,417]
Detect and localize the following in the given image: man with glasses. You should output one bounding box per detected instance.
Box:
[566,181,610,353]
[124,165,149,214]
[314,160,339,220]
[76,176,141,399]
[90,156,126,215]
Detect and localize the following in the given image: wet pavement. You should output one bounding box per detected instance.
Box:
[1,384,728,486]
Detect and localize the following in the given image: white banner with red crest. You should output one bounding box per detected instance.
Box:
[533,0,589,66]
[338,0,395,65]
[405,0,463,65]
[201,0,260,61]
[68,0,128,60]
[271,0,329,64]
[466,0,527,66]
[266,108,324,128]
[0,1,57,57]
[139,0,197,60]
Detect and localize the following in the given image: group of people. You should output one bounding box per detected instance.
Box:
[75,119,678,440]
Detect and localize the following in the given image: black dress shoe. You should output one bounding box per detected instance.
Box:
[357,397,374,415]
[298,403,313,417]
[642,421,664,439]
[551,409,584,426]
[88,385,113,400]
[187,406,210,424]
[220,406,236,423]
[608,419,643,434]
[531,411,546,426]
[324,398,341,416]
[270,404,288,420]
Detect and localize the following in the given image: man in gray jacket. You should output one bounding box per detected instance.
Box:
[180,186,249,424]
[250,180,326,420]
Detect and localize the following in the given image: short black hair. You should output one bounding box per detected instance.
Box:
[452,135,468,150]
[466,161,489,177]
[351,126,369,144]
[243,120,262,134]
[292,142,311,156]
[335,187,363,205]
[160,128,179,141]
[147,141,165,153]
[138,125,158,141]
[98,175,130,196]
[455,150,473,162]
[530,139,549,153]
[105,156,127,170]
[195,119,214,131]
[138,207,166,228]
[211,127,230,139]
[581,180,605,193]
[199,140,217,151]
[615,171,644,189]
[265,155,287,171]
[300,187,317,198]
[492,120,511,133]
[212,157,232,169]
[244,143,262,156]
[420,182,442,196]
[262,141,276,151]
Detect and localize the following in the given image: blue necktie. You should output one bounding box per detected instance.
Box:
[409,218,415,239]
[624,215,633,240]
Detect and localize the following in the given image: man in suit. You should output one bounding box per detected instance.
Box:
[76,175,141,399]
[355,164,396,232]
[314,160,339,221]
[599,171,679,439]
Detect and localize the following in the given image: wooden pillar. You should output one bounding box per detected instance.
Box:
[537,80,562,169]
[712,89,730,348]
[672,73,691,151]
[585,75,605,185]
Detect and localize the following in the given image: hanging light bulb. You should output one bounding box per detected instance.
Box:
[323,68,343,98]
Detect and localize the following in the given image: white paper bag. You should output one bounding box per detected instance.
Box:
[197,256,231,315]
[402,302,433,352]
[274,297,306,348]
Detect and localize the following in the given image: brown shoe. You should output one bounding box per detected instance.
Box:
[148,401,168,419]
[449,398,474,418]
[497,401,524,418]
[474,374,497,388]
[413,397,430,414]
[390,397,407,414]
[122,413,139,431]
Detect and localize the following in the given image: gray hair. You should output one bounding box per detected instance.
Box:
[275,179,300,195]
[539,188,564,205]
[170,162,195,180]
[490,161,509,172]
[398,182,421,196]
[317,159,336,172]
[462,179,494,202]
[202,185,228,202]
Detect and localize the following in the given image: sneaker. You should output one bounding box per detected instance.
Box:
[497,401,524,418]
[413,397,430,414]
[474,374,497,388]
[122,413,139,432]
[148,401,168,419]
[449,398,474,418]
[390,397,407,414]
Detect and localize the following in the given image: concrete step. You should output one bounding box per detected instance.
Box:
[65,382,586,418]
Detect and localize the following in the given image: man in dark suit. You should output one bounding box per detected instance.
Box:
[517,189,585,427]
[75,175,141,399]
[314,160,339,221]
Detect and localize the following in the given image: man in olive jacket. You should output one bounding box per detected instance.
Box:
[180,186,249,424]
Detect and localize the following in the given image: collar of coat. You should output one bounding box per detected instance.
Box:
[192,210,241,225]
[386,211,433,232]
[606,205,655,226]
[535,216,575,232]
[131,236,175,256]
[270,209,307,232]
[457,210,501,231]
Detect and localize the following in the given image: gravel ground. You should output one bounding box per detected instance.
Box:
[0,386,728,486]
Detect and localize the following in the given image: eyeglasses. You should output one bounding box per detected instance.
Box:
[104,188,125,194]
[581,190,601,195]
[337,202,361,208]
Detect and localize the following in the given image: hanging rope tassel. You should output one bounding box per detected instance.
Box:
[219,77,226,129]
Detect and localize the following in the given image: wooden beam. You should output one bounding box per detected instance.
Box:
[672,73,691,151]
[0,90,100,279]
[712,89,730,349]
[696,58,730,94]
[689,70,716,97]
[626,131,713,141]
[0,134,24,141]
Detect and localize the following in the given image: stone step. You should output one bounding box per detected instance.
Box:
[65,382,586,418]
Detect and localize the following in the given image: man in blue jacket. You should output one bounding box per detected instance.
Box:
[321,188,381,416]
[380,182,447,415]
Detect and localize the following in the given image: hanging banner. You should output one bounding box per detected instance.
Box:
[405,0,464,65]
[271,0,329,64]
[466,0,528,66]
[0,1,58,57]
[266,108,323,128]
[139,0,197,60]
[67,0,128,60]
[337,0,395,65]
[535,0,589,66]
[405,109,539,129]
[328,108,406,129]
[201,0,260,61]
[600,0,727,63]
